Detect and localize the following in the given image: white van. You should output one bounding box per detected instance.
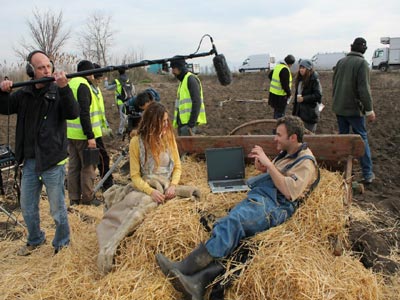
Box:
[311,52,347,71]
[239,54,276,73]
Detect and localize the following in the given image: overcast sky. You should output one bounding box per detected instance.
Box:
[0,1,399,71]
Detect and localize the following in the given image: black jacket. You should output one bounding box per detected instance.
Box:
[292,72,322,124]
[0,83,79,172]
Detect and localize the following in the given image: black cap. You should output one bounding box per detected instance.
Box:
[170,56,186,70]
[284,54,295,65]
[351,37,367,54]
[77,60,94,72]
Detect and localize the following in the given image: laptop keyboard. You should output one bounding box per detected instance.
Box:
[213,180,246,188]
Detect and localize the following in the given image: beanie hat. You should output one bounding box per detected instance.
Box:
[351,37,367,54]
[93,63,103,79]
[299,59,313,70]
[77,60,94,72]
[170,56,186,70]
[284,54,296,65]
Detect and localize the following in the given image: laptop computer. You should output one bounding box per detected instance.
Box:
[205,146,249,193]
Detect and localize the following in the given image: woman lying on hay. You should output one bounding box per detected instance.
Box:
[96,102,200,274]
[156,115,320,300]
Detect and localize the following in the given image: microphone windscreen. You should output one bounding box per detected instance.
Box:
[213,54,232,86]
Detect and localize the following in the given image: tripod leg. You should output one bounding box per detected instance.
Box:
[94,151,128,193]
[0,169,4,195]
[0,204,26,228]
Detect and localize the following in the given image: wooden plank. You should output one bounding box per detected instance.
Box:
[177,134,365,162]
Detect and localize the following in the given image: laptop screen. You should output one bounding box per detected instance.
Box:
[206,147,246,181]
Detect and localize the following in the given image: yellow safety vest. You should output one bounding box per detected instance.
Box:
[93,85,107,129]
[173,72,207,128]
[115,78,124,106]
[67,77,103,139]
[269,63,292,96]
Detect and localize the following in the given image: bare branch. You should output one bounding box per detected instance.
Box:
[15,8,71,62]
[77,11,115,66]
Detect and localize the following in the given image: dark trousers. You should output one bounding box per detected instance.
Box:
[96,137,113,190]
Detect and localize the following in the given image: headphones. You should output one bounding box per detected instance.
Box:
[26,50,54,78]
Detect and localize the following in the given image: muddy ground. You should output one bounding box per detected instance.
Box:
[0,70,399,276]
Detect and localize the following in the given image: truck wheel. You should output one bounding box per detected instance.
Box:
[379,64,388,72]
[239,69,244,73]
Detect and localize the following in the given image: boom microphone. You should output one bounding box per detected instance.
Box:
[213,54,232,86]
[210,36,232,86]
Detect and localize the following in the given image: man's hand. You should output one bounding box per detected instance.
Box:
[367,111,376,122]
[248,145,272,170]
[53,71,68,88]
[87,139,96,148]
[255,158,268,172]
[180,125,193,136]
[0,79,12,93]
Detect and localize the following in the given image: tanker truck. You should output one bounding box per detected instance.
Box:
[371,37,400,72]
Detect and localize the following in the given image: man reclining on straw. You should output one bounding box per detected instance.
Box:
[156,115,320,300]
[96,102,200,274]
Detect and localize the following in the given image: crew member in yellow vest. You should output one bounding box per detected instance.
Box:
[268,54,295,119]
[170,57,207,136]
[92,63,114,191]
[67,60,103,206]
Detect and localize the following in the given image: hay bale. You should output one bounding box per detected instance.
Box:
[0,158,398,299]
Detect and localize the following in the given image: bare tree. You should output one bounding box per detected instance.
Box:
[78,11,115,66]
[15,8,70,61]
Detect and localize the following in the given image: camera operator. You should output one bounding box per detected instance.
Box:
[125,88,160,135]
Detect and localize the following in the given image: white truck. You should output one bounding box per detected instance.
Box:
[238,54,276,73]
[310,52,347,71]
[371,37,400,72]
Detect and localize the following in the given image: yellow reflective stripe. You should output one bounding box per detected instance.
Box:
[57,158,68,165]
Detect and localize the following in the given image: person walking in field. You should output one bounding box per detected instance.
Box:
[332,37,376,184]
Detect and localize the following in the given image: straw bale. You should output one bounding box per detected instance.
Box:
[0,158,398,300]
[222,171,381,300]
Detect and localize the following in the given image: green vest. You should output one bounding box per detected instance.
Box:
[269,63,292,96]
[173,72,207,128]
[115,78,124,106]
[67,77,103,140]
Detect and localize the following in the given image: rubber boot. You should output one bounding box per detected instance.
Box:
[170,262,225,300]
[156,243,213,277]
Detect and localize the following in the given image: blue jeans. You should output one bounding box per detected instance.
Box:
[336,115,373,180]
[118,104,127,135]
[205,174,296,258]
[21,159,70,249]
